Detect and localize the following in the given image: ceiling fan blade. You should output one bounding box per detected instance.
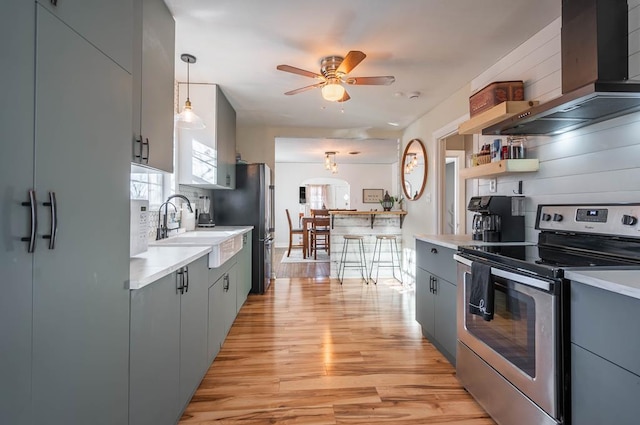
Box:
[345,76,395,85]
[284,82,325,95]
[277,64,324,79]
[336,51,366,75]
[337,90,351,102]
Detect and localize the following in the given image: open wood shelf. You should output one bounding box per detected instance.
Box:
[458,101,538,134]
[459,159,539,179]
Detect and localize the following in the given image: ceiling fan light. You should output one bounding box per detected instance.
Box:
[322,83,345,102]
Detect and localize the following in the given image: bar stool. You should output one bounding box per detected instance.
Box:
[337,235,368,284]
[369,235,403,284]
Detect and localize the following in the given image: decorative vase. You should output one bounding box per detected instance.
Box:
[381,191,394,211]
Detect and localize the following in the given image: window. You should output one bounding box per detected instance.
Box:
[130,171,164,208]
[307,185,328,209]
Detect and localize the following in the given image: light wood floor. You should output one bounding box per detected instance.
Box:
[179,249,494,424]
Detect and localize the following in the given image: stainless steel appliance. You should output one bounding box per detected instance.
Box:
[211,163,274,294]
[485,0,640,136]
[468,196,524,242]
[455,203,640,425]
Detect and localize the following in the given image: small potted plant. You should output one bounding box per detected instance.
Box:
[394,195,404,210]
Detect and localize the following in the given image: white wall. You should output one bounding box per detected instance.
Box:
[274,162,397,247]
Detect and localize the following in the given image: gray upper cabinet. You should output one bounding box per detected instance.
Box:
[0,3,132,424]
[132,0,175,172]
[178,84,237,189]
[36,0,133,72]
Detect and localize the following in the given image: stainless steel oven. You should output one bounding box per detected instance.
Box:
[454,202,640,425]
[454,254,563,425]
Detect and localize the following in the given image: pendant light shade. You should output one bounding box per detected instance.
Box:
[176,53,205,130]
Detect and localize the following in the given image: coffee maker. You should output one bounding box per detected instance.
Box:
[468,196,525,242]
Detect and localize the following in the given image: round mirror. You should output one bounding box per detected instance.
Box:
[402,138,427,201]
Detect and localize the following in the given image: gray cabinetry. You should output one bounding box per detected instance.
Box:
[208,261,238,361]
[36,0,133,72]
[570,282,640,424]
[179,256,210,410]
[415,240,457,364]
[1,3,132,424]
[237,231,253,311]
[132,0,175,172]
[178,84,237,189]
[130,272,181,425]
[130,255,209,425]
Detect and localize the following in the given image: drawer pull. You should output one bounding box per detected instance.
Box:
[430,247,438,254]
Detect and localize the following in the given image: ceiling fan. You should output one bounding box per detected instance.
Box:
[276,50,395,102]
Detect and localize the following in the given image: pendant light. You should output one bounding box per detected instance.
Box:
[176,53,205,129]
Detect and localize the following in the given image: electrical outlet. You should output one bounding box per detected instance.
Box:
[489,178,497,192]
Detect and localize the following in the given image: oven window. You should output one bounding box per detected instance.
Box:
[465,279,536,378]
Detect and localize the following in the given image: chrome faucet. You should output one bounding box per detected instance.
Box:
[156,195,194,240]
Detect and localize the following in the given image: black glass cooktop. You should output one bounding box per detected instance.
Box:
[459,232,640,279]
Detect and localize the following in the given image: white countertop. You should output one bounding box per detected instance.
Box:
[414,234,535,250]
[130,226,253,290]
[415,234,640,300]
[565,269,640,300]
[129,246,211,290]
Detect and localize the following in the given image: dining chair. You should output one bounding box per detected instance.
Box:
[310,208,330,217]
[285,209,304,257]
[310,216,330,259]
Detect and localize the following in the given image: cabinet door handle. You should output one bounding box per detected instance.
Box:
[133,137,142,162]
[176,269,185,294]
[42,191,57,250]
[428,276,433,293]
[223,274,230,292]
[141,138,150,164]
[184,266,189,293]
[430,248,438,254]
[432,277,438,294]
[50,0,57,6]
[21,190,38,253]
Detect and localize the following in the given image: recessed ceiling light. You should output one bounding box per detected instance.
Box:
[387,122,399,127]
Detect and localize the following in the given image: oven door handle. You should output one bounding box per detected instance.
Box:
[454,254,553,292]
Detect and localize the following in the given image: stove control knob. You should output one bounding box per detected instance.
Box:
[622,214,638,226]
[553,213,563,222]
[541,213,552,221]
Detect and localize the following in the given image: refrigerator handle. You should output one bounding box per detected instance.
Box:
[269,184,275,233]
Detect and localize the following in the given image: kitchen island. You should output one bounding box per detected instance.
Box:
[328,210,407,279]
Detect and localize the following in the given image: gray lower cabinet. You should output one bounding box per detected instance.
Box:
[415,240,457,364]
[1,3,132,424]
[236,231,253,311]
[130,255,209,425]
[179,256,210,410]
[570,282,640,424]
[208,261,238,362]
[130,272,181,425]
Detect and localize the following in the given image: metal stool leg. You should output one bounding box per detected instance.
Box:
[393,238,403,284]
[358,238,369,284]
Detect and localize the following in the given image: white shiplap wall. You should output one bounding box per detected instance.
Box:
[469,2,640,241]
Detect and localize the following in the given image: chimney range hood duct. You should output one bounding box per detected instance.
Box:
[484,0,640,136]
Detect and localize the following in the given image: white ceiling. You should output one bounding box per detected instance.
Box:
[165,0,560,162]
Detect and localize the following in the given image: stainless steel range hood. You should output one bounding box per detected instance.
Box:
[484,0,640,136]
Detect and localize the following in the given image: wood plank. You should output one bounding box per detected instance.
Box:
[179,248,494,424]
[459,159,539,179]
[458,101,538,134]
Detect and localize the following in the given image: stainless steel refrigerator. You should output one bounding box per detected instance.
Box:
[212,163,274,294]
